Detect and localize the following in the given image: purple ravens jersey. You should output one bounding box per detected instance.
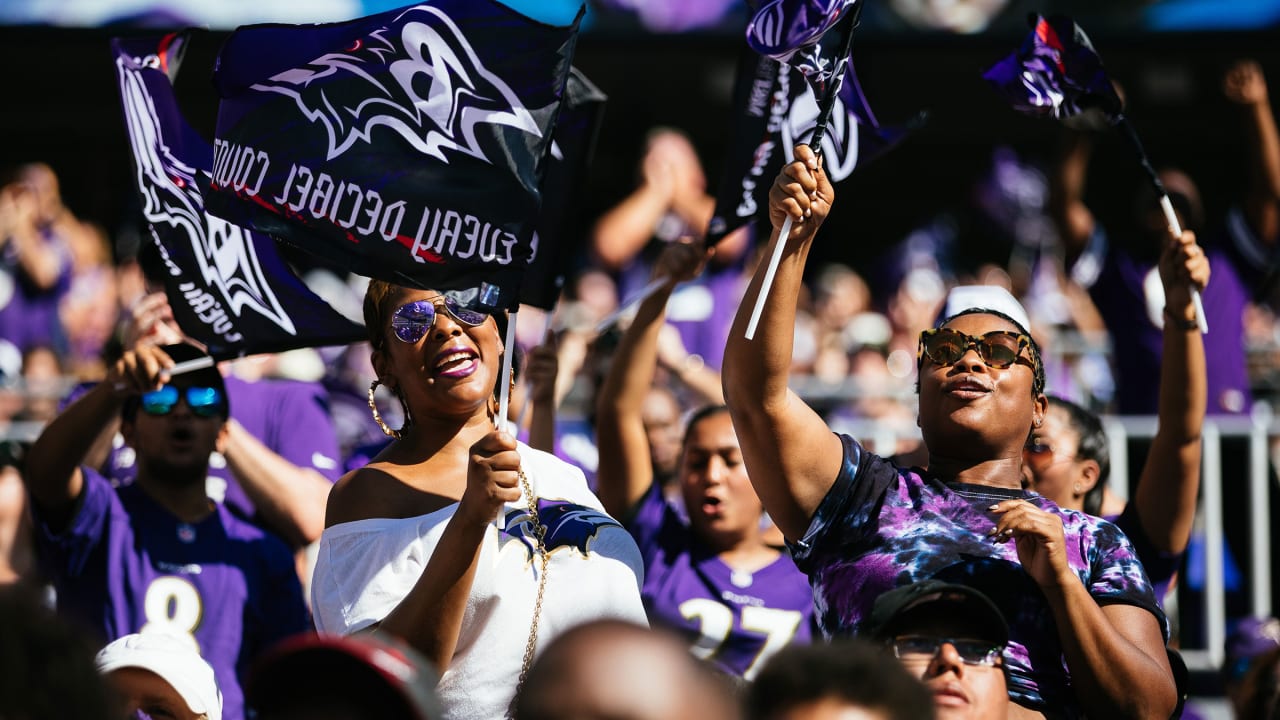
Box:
[792,435,1165,717]
[627,484,813,679]
[107,375,341,525]
[33,467,309,720]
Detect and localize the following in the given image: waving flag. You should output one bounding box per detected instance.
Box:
[983,14,1207,333]
[112,33,366,361]
[982,14,1122,122]
[204,1,583,311]
[520,68,606,311]
[708,48,917,244]
[747,0,855,93]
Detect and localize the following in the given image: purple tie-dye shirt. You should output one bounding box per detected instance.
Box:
[627,484,814,679]
[790,435,1166,715]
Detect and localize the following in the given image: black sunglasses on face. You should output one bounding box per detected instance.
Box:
[918,328,1033,370]
[390,292,490,345]
[890,635,1004,667]
[140,385,225,418]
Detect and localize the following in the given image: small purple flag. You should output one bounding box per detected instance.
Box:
[204,1,583,311]
[112,32,366,361]
[747,0,857,93]
[982,14,1123,122]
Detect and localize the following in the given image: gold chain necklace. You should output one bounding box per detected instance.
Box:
[509,468,549,715]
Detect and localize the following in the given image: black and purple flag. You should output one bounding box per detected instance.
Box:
[746,0,856,93]
[982,14,1123,123]
[707,48,916,244]
[203,1,583,311]
[112,33,366,361]
[520,67,606,311]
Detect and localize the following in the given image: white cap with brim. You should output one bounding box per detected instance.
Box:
[943,285,1033,336]
[95,632,223,720]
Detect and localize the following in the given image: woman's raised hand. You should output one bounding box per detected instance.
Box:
[1158,228,1210,320]
[651,236,711,288]
[460,430,523,526]
[768,144,833,241]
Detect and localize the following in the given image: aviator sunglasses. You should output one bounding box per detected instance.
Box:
[140,385,226,418]
[890,635,1004,667]
[918,327,1034,371]
[390,292,491,344]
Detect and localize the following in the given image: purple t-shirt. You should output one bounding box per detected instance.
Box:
[1080,228,1252,415]
[1108,504,1181,607]
[107,375,341,525]
[627,483,814,679]
[791,435,1165,716]
[0,229,71,353]
[33,468,309,720]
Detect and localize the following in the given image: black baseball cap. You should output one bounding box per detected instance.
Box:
[867,580,1009,647]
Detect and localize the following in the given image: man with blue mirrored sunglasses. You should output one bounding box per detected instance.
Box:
[24,342,308,720]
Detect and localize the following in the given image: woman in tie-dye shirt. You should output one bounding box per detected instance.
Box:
[722,144,1183,720]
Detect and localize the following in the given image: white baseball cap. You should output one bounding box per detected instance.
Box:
[943,285,1033,336]
[95,633,223,720]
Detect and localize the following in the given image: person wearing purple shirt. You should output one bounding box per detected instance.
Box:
[591,128,753,372]
[724,144,1178,718]
[109,292,342,552]
[596,240,812,680]
[1018,221,1207,607]
[23,343,309,720]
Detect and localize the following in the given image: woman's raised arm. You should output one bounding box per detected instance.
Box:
[722,145,844,541]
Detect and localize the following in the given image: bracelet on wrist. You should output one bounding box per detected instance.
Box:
[1163,307,1198,331]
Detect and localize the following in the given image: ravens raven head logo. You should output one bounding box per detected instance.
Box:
[501,499,623,560]
[251,5,542,164]
[116,53,297,336]
[782,72,860,182]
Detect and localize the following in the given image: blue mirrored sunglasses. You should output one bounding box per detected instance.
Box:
[140,385,226,418]
[390,292,490,344]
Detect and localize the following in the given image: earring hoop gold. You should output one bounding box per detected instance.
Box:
[368,379,402,439]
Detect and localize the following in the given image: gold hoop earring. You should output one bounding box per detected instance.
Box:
[368,379,402,439]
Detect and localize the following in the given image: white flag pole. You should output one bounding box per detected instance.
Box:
[1157,195,1209,334]
[744,218,793,340]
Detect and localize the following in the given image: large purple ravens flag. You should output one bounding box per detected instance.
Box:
[112,33,366,360]
[707,48,916,244]
[204,1,582,311]
[982,14,1123,123]
[520,68,606,311]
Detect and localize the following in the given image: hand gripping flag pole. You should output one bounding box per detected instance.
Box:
[1116,118,1208,333]
[744,2,861,340]
[983,14,1206,333]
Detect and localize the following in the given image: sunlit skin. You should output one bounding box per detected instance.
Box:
[372,288,504,434]
[899,643,1008,720]
[916,313,1045,481]
[1022,406,1092,511]
[892,613,1008,720]
[679,411,766,555]
[107,667,204,720]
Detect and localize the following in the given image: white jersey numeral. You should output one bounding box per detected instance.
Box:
[678,598,803,680]
[141,576,203,650]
